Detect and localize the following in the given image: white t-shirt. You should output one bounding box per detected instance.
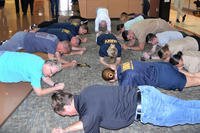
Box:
[95,8,111,32]
[156,31,184,47]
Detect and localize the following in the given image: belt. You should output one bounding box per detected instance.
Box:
[135,89,141,121]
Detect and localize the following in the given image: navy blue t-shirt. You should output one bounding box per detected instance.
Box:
[97,33,121,57]
[23,32,58,54]
[74,85,137,133]
[46,22,79,36]
[38,28,73,41]
[117,61,186,91]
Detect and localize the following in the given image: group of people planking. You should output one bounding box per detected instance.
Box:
[1,7,200,133]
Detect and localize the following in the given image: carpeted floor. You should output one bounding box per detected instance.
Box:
[0,20,200,133]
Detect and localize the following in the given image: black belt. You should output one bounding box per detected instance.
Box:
[135,89,141,121]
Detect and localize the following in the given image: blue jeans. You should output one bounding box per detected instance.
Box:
[0,31,26,51]
[138,85,200,126]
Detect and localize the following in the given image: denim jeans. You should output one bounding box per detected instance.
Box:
[0,31,26,51]
[138,85,200,126]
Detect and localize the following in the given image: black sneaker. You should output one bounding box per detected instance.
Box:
[176,19,180,23]
[29,24,38,30]
[182,14,186,22]
[0,40,7,45]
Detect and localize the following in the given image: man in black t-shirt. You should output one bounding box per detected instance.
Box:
[51,85,200,133]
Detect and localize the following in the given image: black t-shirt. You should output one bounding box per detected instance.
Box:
[74,85,137,133]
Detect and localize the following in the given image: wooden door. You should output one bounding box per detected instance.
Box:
[149,0,160,17]
[128,0,143,14]
[108,0,129,18]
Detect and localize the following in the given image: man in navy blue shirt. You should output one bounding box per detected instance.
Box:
[37,28,86,55]
[51,85,200,133]
[45,22,88,36]
[96,33,122,68]
[102,60,200,91]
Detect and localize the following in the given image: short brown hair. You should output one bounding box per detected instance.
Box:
[122,30,129,41]
[80,24,89,34]
[102,68,115,81]
[51,90,73,113]
[158,44,170,60]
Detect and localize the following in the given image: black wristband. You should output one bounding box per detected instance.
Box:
[53,82,58,86]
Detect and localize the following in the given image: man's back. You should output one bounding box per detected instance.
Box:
[168,36,199,54]
[24,32,58,54]
[131,19,174,44]
[117,61,186,90]
[74,85,137,132]
[38,28,73,41]
[156,31,184,47]
[46,22,79,36]
[0,51,44,88]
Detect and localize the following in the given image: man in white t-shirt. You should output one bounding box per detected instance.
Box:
[95,8,111,33]
[146,31,186,47]
[142,31,185,60]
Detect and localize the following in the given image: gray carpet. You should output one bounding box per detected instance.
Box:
[0,20,200,133]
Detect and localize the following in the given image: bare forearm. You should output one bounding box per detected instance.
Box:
[179,69,194,77]
[193,72,200,78]
[115,58,121,65]
[70,51,84,55]
[151,55,160,60]
[42,77,55,86]
[100,58,110,67]
[63,121,84,133]
[61,63,74,68]
[48,53,57,60]
[33,87,59,96]
[130,45,144,51]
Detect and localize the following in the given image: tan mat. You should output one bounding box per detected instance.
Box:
[0,82,32,126]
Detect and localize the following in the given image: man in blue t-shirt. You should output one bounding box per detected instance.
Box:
[96,33,122,68]
[45,22,88,36]
[37,28,86,55]
[38,28,73,41]
[51,85,200,133]
[44,22,88,43]
[0,31,77,68]
[0,51,64,96]
[102,60,200,91]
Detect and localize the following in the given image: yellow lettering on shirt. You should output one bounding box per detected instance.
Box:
[62,29,70,34]
[122,61,134,72]
[72,22,79,26]
[104,39,117,44]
